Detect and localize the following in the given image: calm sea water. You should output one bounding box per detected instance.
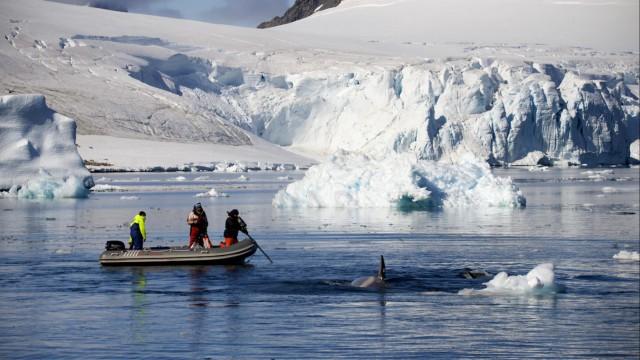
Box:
[1,168,639,359]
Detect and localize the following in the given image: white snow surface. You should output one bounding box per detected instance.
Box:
[613,250,640,261]
[273,151,526,209]
[285,0,638,53]
[0,94,93,198]
[459,263,557,296]
[1,0,638,168]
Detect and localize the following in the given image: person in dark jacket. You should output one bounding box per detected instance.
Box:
[129,211,146,250]
[221,209,246,248]
[187,203,208,248]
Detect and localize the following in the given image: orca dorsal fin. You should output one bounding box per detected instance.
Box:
[377,255,386,281]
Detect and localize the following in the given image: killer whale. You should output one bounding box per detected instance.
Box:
[351,255,386,288]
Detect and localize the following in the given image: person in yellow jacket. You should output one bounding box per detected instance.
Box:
[129,211,146,250]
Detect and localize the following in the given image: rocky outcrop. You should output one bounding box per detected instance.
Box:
[258,0,342,28]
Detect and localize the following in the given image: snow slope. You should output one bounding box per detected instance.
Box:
[0,0,638,168]
[0,94,94,198]
[282,0,639,52]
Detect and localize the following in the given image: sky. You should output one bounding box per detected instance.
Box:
[51,0,296,27]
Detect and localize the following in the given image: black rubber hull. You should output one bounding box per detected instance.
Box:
[99,239,257,266]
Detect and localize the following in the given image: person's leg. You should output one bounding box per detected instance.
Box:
[189,227,199,247]
[133,232,143,250]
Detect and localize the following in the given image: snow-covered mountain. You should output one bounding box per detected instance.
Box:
[0,0,638,168]
[258,0,343,28]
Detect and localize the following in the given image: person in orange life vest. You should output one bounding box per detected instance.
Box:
[221,209,246,248]
[187,203,208,248]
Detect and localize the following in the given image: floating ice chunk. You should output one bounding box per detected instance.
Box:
[2,171,92,199]
[581,169,614,181]
[170,176,187,181]
[630,139,640,164]
[119,196,139,200]
[238,175,249,181]
[92,184,124,192]
[273,151,526,209]
[601,186,618,193]
[194,175,210,181]
[528,166,549,172]
[613,250,640,261]
[95,177,112,183]
[225,163,247,173]
[195,188,228,198]
[459,263,556,296]
[511,151,552,167]
[114,177,140,182]
[277,175,294,180]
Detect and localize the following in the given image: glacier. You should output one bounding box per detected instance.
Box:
[0,94,94,198]
[236,60,639,166]
[0,0,638,168]
[272,151,525,209]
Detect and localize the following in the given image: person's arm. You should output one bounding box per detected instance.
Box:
[187,212,198,225]
[140,218,146,241]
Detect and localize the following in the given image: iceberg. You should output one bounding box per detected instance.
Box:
[613,250,640,261]
[0,95,94,198]
[459,263,557,296]
[272,151,525,209]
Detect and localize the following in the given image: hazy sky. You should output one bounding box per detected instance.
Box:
[51,0,296,27]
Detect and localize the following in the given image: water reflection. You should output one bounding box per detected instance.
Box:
[131,268,147,344]
[188,267,209,354]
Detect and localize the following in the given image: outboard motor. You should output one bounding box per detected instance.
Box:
[105,240,126,251]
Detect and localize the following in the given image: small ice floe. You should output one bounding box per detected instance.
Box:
[238,175,249,182]
[195,188,228,198]
[194,176,210,181]
[95,177,112,183]
[119,196,139,200]
[92,184,124,192]
[170,176,187,182]
[113,177,140,183]
[277,175,294,180]
[581,169,614,181]
[54,248,73,255]
[528,166,549,172]
[613,250,640,261]
[225,164,247,173]
[458,263,556,296]
[601,186,618,193]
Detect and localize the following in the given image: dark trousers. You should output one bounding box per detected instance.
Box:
[130,231,144,250]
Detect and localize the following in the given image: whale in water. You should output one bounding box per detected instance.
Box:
[351,255,386,288]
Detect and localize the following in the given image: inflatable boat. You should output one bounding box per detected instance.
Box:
[99,239,257,266]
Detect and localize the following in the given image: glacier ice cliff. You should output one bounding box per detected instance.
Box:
[231,59,639,166]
